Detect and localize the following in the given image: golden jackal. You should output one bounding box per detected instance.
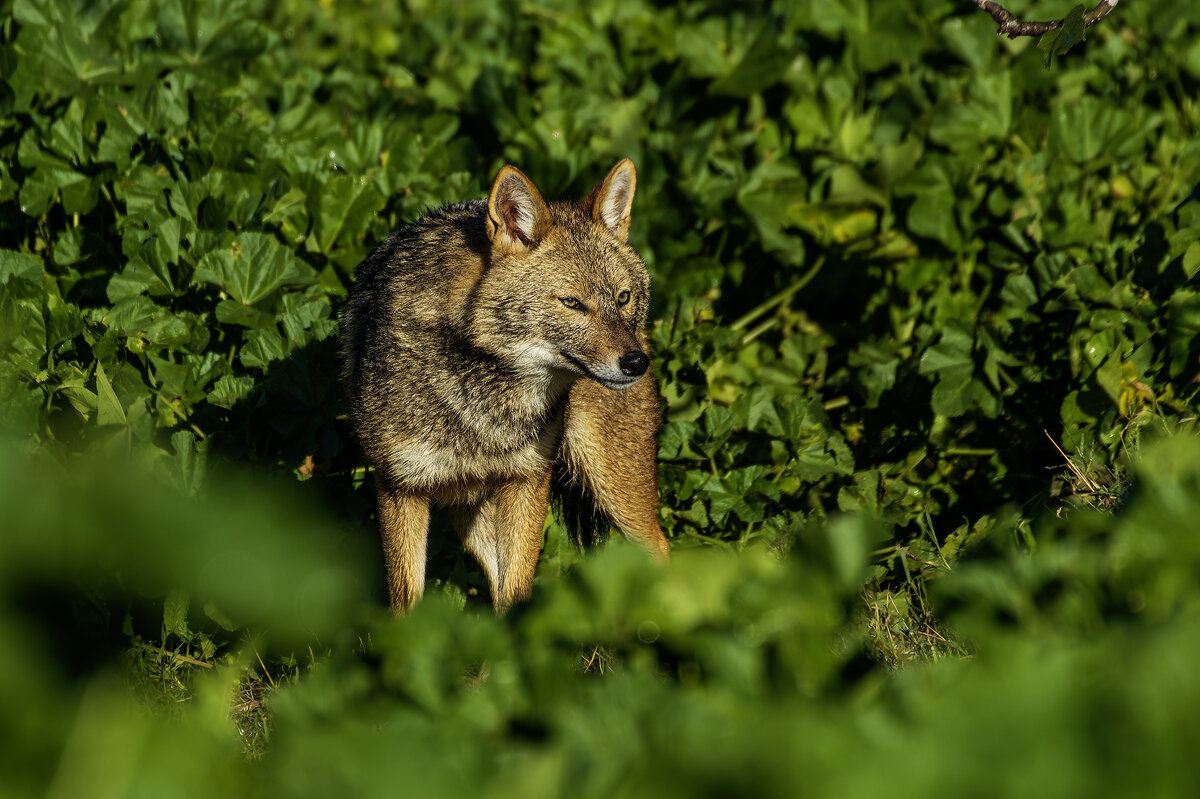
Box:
[341,160,670,612]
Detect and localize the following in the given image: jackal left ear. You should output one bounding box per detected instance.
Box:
[487,166,549,254]
[587,159,637,243]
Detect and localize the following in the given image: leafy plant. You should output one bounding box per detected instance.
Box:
[2,0,1200,795]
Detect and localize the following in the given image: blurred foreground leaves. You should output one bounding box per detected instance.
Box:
[5,436,1200,796]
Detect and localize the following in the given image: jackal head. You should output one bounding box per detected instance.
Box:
[473,160,653,391]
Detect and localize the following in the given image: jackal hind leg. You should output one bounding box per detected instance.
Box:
[376,481,431,614]
[562,376,670,560]
[453,472,552,613]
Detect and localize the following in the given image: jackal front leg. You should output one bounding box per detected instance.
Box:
[453,471,552,613]
[376,481,431,614]
[562,375,670,560]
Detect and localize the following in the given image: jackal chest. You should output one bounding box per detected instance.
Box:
[383,406,565,493]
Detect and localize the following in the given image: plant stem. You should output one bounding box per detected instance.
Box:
[730,256,825,333]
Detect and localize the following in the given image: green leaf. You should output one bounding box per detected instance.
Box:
[919,322,976,417]
[776,397,855,480]
[171,430,207,496]
[162,590,190,640]
[941,13,998,72]
[309,174,387,254]
[45,295,84,353]
[206,374,257,410]
[240,326,287,370]
[848,340,900,407]
[1050,96,1148,165]
[203,601,240,632]
[108,257,168,302]
[1166,290,1200,379]
[18,168,86,218]
[737,160,809,266]
[157,0,269,72]
[0,361,43,435]
[895,157,969,251]
[825,515,888,592]
[709,23,791,98]
[1038,5,1087,69]
[0,250,43,286]
[94,361,127,426]
[101,296,160,337]
[929,73,1013,150]
[1183,242,1200,281]
[215,299,275,329]
[196,232,315,306]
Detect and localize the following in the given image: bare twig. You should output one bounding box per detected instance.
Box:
[254,646,278,689]
[1044,430,1099,495]
[971,0,1119,38]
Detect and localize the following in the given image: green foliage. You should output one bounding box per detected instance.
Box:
[1038,4,1088,68]
[7,438,1200,796]
[2,0,1200,795]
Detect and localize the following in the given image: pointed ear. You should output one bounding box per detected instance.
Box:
[486,166,549,253]
[587,159,637,243]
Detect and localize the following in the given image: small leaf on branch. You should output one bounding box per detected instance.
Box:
[1038,4,1087,68]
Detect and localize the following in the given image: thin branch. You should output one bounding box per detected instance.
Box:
[971,0,1119,39]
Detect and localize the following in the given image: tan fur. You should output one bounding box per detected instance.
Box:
[341,160,670,613]
[563,375,669,561]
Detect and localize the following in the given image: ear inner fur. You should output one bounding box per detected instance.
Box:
[487,166,549,252]
[588,159,637,243]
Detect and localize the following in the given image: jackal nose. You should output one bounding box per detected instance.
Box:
[619,351,649,377]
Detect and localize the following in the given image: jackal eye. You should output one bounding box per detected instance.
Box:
[560,296,585,311]
[616,290,631,306]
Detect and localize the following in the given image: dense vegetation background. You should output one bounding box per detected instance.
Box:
[3,0,1200,795]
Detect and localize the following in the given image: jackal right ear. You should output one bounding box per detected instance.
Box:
[586,159,637,243]
[487,166,549,253]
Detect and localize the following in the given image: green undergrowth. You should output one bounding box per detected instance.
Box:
[2,0,1200,794]
[6,435,1200,796]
